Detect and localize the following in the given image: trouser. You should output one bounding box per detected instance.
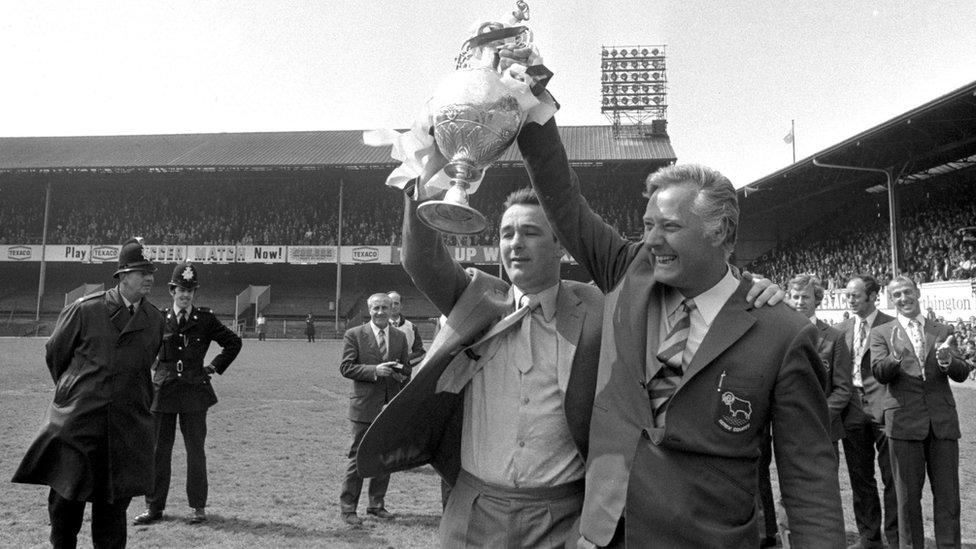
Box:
[339,420,389,513]
[257,331,265,341]
[756,427,778,538]
[889,431,960,548]
[48,489,131,549]
[145,410,209,511]
[842,405,897,548]
[440,469,584,548]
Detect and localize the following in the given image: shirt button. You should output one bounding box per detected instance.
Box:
[518,440,525,447]
[522,397,529,404]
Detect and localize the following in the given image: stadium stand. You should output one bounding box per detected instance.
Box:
[0,170,646,247]
[747,170,976,288]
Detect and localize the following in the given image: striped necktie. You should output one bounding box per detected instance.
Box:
[378,328,388,360]
[648,298,696,426]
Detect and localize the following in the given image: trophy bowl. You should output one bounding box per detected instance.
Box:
[417,65,526,235]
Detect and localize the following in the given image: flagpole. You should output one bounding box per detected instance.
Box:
[791,119,796,164]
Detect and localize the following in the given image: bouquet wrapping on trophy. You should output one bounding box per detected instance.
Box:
[363,1,555,234]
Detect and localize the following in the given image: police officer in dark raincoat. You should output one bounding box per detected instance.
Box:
[12,237,165,549]
[133,262,242,525]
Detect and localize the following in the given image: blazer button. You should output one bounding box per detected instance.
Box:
[641,429,650,440]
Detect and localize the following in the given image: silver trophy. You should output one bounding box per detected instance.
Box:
[416,2,533,235]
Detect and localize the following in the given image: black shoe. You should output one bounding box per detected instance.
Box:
[188,508,207,524]
[133,509,163,525]
[342,512,363,526]
[366,507,395,520]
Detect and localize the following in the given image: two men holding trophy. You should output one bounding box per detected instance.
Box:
[361,2,844,546]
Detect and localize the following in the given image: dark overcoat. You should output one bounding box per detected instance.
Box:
[12,287,164,502]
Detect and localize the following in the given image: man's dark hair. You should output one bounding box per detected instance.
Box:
[503,187,541,210]
[849,274,880,297]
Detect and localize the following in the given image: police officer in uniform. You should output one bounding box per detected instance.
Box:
[13,237,164,548]
[134,262,242,525]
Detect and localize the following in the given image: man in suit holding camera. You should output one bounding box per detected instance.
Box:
[338,293,411,526]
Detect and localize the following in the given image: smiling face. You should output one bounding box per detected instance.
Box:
[643,182,728,297]
[368,294,392,329]
[499,203,563,295]
[170,286,196,310]
[888,278,921,319]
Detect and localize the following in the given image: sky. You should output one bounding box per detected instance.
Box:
[2,1,975,187]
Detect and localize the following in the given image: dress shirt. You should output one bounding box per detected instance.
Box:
[897,313,928,363]
[656,266,739,375]
[368,322,390,355]
[460,281,584,488]
[119,291,141,313]
[171,305,192,321]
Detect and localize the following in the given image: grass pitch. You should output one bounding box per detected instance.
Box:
[2,337,975,548]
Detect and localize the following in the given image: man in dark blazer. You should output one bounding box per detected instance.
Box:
[870,275,970,548]
[134,262,242,525]
[359,187,605,547]
[787,273,853,447]
[338,293,411,526]
[13,237,165,548]
[513,105,844,546]
[838,274,897,549]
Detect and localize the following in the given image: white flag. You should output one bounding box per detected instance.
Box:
[783,128,794,144]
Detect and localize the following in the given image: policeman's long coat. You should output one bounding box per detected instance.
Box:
[12,287,164,502]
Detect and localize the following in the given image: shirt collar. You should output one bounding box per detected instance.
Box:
[172,304,193,317]
[512,281,560,322]
[855,309,878,331]
[663,265,738,327]
[897,313,927,332]
[369,321,388,339]
[809,314,819,326]
[119,289,141,311]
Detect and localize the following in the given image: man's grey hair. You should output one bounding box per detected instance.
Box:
[645,164,738,252]
[888,275,919,293]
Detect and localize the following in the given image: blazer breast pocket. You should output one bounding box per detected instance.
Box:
[713,374,763,435]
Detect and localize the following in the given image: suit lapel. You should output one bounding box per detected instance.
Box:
[682,279,755,382]
[923,321,938,361]
[554,282,583,394]
[122,301,150,336]
[844,319,854,351]
[616,250,660,382]
[106,288,128,334]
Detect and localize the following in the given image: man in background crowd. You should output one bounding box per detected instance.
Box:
[305,313,316,343]
[13,237,165,548]
[387,290,426,369]
[256,313,267,341]
[134,262,242,526]
[787,273,852,453]
[871,276,970,547]
[838,274,897,549]
[338,293,411,526]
